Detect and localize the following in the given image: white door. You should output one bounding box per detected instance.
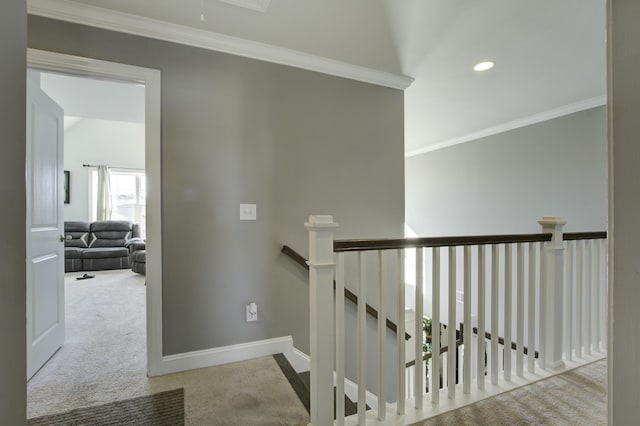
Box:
[26,72,65,380]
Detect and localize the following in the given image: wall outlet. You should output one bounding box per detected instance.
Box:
[246,302,258,322]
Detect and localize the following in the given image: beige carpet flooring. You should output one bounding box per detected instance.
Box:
[27,270,309,425]
[411,359,607,426]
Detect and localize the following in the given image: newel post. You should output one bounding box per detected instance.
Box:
[305,215,338,425]
[538,216,566,371]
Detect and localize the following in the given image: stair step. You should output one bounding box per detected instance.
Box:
[298,371,361,418]
[273,353,310,414]
[274,353,368,420]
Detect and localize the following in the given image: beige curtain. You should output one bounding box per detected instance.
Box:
[96,165,112,221]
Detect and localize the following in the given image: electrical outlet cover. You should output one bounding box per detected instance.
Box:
[246,303,258,322]
[240,204,257,220]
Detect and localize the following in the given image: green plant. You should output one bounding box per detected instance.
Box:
[423,316,432,353]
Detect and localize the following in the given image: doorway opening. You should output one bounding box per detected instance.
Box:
[25,50,163,417]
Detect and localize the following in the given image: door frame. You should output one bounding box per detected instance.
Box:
[27,49,164,376]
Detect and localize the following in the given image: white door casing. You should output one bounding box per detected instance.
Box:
[27,49,163,376]
[26,72,65,380]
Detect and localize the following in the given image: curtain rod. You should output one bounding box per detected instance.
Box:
[83,164,144,171]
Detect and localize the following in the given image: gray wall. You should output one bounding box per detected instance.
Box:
[609,0,640,423]
[28,16,405,357]
[0,1,26,424]
[406,106,607,236]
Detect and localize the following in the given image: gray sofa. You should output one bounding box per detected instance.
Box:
[64,220,142,272]
[128,241,146,275]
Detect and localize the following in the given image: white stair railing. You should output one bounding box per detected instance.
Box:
[306,215,607,425]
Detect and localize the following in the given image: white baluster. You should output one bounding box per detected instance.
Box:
[590,240,597,355]
[491,244,499,385]
[538,241,546,369]
[432,247,441,403]
[396,249,405,414]
[565,242,574,362]
[377,251,386,421]
[414,248,424,409]
[599,239,607,353]
[336,253,345,425]
[591,240,602,352]
[527,242,536,373]
[516,243,524,377]
[576,240,583,359]
[585,239,592,356]
[358,251,367,425]
[504,243,512,382]
[406,366,414,400]
[447,247,456,399]
[463,245,472,394]
[477,245,486,389]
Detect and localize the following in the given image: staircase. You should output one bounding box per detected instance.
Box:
[273,354,363,419]
[302,215,608,425]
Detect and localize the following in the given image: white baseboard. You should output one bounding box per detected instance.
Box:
[153,335,295,376]
[152,336,380,409]
[285,347,311,373]
[343,374,379,409]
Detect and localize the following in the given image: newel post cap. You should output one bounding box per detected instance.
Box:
[538,216,567,227]
[305,215,339,230]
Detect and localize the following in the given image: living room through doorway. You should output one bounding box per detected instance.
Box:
[26,68,149,418]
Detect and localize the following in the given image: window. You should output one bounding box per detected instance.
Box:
[90,169,146,237]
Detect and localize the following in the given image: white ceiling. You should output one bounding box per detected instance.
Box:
[36,0,606,155]
[39,72,145,123]
[401,0,606,155]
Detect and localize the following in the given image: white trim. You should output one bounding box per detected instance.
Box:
[405,96,607,158]
[27,0,413,90]
[285,348,379,409]
[343,372,379,409]
[156,336,297,376]
[286,347,313,374]
[27,49,165,377]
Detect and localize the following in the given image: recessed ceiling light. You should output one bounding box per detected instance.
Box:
[473,61,495,72]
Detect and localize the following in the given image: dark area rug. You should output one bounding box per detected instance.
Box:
[27,388,184,426]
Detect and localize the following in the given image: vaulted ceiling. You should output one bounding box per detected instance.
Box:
[29,0,607,155]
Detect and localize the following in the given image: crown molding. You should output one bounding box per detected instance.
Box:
[218,0,271,13]
[405,95,607,158]
[27,0,414,90]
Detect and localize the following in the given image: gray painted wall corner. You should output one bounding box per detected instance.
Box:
[0,0,27,424]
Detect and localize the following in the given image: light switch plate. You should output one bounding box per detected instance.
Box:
[240,204,257,220]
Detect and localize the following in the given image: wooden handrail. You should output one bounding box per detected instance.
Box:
[282,245,309,270]
[281,245,411,341]
[563,231,607,240]
[334,234,553,252]
[471,327,539,359]
[405,323,540,369]
[341,286,411,340]
[333,231,607,253]
[405,339,463,368]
